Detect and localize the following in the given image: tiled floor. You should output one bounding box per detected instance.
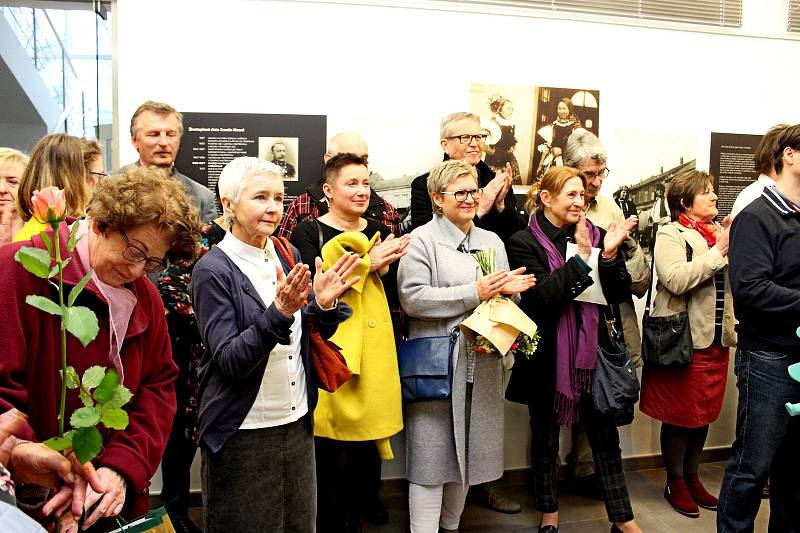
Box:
[186,461,769,531]
[360,462,771,532]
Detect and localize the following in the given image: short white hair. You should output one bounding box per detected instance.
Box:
[218,157,283,208]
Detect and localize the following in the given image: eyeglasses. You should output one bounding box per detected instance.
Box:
[582,167,610,180]
[446,134,488,145]
[90,171,108,178]
[439,188,483,202]
[120,231,168,273]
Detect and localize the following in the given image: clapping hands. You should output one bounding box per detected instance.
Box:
[368,234,410,275]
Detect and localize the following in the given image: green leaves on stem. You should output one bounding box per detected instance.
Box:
[15,247,52,279]
[47,366,133,463]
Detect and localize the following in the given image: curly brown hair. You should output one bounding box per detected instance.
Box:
[89,166,201,263]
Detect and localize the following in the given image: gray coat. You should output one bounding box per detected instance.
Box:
[397,215,507,486]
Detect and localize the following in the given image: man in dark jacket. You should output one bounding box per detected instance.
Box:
[718,124,800,533]
[409,112,526,243]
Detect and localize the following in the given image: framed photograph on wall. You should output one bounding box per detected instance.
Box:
[530,86,600,184]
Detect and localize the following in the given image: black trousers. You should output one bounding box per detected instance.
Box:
[529,392,634,523]
[160,401,197,517]
[315,437,382,532]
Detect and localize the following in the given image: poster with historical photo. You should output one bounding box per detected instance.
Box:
[607,129,697,251]
[469,83,536,188]
[530,86,600,185]
[175,112,326,205]
[709,132,762,219]
[258,137,300,181]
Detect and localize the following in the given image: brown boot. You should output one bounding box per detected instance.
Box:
[685,473,718,510]
[664,477,700,518]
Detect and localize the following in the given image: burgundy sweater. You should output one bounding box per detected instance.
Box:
[0,222,177,519]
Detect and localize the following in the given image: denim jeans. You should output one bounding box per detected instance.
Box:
[718,348,800,533]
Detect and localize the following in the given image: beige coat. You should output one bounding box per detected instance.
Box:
[652,223,737,349]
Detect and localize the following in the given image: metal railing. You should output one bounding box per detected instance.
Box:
[1,6,89,136]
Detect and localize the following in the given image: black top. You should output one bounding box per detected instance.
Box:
[504,210,632,407]
[730,187,800,352]
[409,155,526,241]
[290,218,399,309]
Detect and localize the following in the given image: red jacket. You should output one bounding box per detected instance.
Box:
[0,222,177,519]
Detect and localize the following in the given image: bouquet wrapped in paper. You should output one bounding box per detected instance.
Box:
[460,250,540,368]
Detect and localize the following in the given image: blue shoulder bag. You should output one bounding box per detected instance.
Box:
[397,328,459,402]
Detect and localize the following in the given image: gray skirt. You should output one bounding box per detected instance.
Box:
[202,415,315,533]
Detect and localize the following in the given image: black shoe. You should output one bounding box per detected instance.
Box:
[171,514,203,533]
[538,526,558,533]
[360,498,389,525]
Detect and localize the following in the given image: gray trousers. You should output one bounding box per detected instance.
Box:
[202,415,316,533]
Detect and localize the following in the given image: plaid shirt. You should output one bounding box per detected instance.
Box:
[277,190,402,239]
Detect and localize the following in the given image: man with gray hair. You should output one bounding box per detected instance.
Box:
[563,129,649,499]
[122,100,217,222]
[409,112,526,242]
[276,132,401,239]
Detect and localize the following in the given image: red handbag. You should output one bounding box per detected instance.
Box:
[270,236,352,392]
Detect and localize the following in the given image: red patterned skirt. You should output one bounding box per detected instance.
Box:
[639,342,730,428]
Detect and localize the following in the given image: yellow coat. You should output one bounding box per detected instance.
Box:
[13,218,48,243]
[313,231,403,458]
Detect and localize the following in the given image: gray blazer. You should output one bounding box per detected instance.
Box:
[397,215,507,486]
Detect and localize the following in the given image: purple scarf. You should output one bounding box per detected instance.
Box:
[529,213,601,425]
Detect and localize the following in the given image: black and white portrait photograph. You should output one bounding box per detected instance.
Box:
[531,86,600,183]
[469,83,536,187]
[258,137,299,181]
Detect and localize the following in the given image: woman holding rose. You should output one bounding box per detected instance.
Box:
[397,159,534,533]
[0,167,202,531]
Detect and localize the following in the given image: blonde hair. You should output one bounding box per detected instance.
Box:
[427,160,478,216]
[0,147,29,169]
[525,166,586,214]
[17,134,89,222]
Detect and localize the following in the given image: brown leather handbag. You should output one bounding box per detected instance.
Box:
[270,235,352,392]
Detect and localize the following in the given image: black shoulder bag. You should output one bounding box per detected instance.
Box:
[641,231,694,369]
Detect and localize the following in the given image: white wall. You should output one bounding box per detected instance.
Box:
[114,0,800,489]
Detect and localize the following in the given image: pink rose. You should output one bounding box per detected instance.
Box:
[31,187,66,223]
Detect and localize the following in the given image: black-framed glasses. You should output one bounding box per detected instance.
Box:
[120,231,167,273]
[439,188,483,202]
[582,167,610,180]
[90,171,108,178]
[446,134,488,145]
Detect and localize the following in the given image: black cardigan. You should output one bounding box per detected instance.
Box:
[504,211,631,406]
[190,244,351,454]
